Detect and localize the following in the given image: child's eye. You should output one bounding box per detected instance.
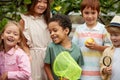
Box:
[84,12,89,15]
[53,29,57,32]
[91,12,96,14]
[6,31,11,34]
[14,33,19,36]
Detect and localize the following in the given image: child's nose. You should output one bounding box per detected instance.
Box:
[9,33,14,37]
[50,31,55,35]
[88,14,92,18]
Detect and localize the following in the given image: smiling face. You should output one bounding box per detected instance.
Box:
[1,24,20,51]
[107,26,120,47]
[110,33,120,47]
[82,7,99,27]
[48,21,69,44]
[34,0,47,16]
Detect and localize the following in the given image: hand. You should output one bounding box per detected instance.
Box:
[85,41,96,49]
[103,66,112,75]
[0,72,8,80]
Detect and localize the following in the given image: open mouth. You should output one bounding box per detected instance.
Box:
[51,35,58,42]
[7,37,14,42]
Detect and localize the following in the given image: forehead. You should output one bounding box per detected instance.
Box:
[83,7,97,11]
[48,21,62,29]
[5,24,19,31]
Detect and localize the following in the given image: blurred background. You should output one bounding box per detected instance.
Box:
[0,0,120,35]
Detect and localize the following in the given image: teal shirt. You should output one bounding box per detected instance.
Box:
[44,42,84,80]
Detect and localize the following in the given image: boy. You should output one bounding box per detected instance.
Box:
[44,14,84,80]
[72,0,112,80]
[100,15,120,80]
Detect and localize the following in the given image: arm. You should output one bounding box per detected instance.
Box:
[19,19,25,31]
[8,53,31,80]
[0,72,8,80]
[85,42,108,52]
[19,19,31,61]
[44,63,54,80]
[100,47,113,80]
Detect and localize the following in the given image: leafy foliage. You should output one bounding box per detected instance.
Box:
[0,0,120,30]
[51,0,82,15]
[0,0,31,30]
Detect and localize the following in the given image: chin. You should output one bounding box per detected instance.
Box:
[53,40,61,44]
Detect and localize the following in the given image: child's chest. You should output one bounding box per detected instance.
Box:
[0,54,19,72]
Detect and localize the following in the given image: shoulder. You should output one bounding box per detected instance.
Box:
[48,42,55,47]
[72,42,80,50]
[75,23,86,31]
[15,48,28,57]
[103,46,114,54]
[97,22,105,28]
[20,14,28,18]
[47,42,57,49]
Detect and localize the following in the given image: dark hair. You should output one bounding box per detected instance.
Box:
[48,14,72,35]
[26,0,50,24]
[80,0,100,13]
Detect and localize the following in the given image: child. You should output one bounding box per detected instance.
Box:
[0,21,31,80]
[44,14,84,80]
[100,15,120,80]
[72,0,112,80]
[19,0,51,80]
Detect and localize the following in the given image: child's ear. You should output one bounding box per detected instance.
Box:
[65,28,69,35]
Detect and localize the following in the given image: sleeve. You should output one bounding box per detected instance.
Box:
[20,14,33,48]
[44,45,51,64]
[8,52,31,80]
[100,48,111,80]
[72,27,79,45]
[103,28,112,46]
[78,48,84,67]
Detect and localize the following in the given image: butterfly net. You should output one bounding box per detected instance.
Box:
[53,51,82,80]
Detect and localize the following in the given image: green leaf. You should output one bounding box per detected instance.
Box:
[24,0,31,4]
[0,18,8,31]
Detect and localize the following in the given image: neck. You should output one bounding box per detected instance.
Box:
[86,22,97,28]
[61,37,71,49]
[33,13,42,18]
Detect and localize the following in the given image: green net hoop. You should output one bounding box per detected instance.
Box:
[53,51,82,80]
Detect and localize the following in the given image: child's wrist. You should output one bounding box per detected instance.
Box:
[102,68,106,74]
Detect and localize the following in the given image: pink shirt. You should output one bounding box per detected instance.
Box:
[0,47,32,80]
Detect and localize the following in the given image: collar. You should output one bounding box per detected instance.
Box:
[84,22,101,31]
[29,15,44,20]
[6,45,19,56]
[60,42,74,52]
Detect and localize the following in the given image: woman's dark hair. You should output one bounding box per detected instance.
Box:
[48,14,72,35]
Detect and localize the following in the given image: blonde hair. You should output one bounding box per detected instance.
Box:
[0,21,27,52]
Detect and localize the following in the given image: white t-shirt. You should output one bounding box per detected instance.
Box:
[111,48,120,80]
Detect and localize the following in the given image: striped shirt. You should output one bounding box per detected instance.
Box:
[72,22,112,80]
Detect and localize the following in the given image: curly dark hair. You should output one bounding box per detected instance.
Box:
[48,14,72,35]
